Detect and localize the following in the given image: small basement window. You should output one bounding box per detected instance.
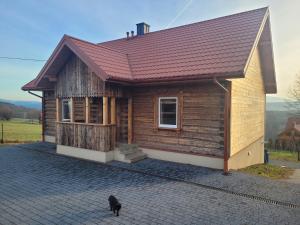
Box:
[159,97,178,128]
[62,99,72,121]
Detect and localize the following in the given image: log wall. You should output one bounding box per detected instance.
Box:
[132,83,225,157]
[116,98,128,143]
[44,91,56,136]
[56,122,116,151]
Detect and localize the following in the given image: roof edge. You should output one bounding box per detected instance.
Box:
[30,35,115,90]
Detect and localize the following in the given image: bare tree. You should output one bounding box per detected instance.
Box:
[287,73,300,114]
[0,106,13,120]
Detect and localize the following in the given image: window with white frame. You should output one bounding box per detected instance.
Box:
[62,99,72,121]
[159,97,178,128]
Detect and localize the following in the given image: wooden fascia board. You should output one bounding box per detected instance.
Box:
[34,36,68,86]
[106,71,244,86]
[34,35,109,88]
[243,9,270,76]
[242,9,277,94]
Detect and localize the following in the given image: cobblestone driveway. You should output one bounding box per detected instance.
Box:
[0,146,299,225]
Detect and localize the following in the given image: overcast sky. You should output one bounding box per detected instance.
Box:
[0,0,299,101]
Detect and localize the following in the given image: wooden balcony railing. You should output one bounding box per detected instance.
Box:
[56,122,116,151]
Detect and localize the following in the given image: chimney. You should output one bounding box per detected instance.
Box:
[136,22,150,36]
[131,30,134,37]
[126,31,129,39]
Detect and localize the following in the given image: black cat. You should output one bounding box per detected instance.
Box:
[108,195,122,216]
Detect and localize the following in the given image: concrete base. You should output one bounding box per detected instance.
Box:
[140,148,224,169]
[44,135,56,143]
[228,136,264,170]
[56,145,224,169]
[57,145,114,163]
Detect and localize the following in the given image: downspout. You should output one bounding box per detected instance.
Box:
[213,77,230,175]
[28,91,45,142]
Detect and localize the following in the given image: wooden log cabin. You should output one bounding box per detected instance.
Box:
[22,8,277,170]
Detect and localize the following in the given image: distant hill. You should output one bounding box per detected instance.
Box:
[266,96,292,111]
[0,99,41,110]
[0,101,41,119]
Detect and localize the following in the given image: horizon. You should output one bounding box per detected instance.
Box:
[0,0,299,101]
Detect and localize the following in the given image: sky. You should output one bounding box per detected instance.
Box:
[0,0,299,101]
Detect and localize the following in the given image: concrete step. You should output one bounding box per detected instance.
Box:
[116,143,147,163]
[124,151,147,163]
[119,144,139,153]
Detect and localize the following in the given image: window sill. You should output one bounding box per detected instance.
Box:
[156,127,181,132]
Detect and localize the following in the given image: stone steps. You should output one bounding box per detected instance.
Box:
[117,144,147,163]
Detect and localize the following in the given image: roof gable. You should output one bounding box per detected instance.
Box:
[23,35,131,90]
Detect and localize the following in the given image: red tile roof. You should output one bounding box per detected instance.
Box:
[23,7,276,92]
[70,37,132,80]
[100,7,268,81]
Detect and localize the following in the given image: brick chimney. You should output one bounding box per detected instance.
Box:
[136,22,150,36]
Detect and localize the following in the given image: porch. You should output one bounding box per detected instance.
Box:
[55,96,133,152]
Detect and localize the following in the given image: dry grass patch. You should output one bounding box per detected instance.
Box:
[239,164,294,180]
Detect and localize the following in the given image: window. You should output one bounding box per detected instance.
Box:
[159,97,178,128]
[62,99,71,121]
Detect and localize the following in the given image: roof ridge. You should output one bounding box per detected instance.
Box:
[98,7,268,45]
[65,34,128,56]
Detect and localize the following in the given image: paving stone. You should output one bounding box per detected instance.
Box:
[0,146,299,225]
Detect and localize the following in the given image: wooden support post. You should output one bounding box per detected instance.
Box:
[110,97,116,125]
[103,96,109,125]
[70,98,74,123]
[42,92,45,142]
[56,98,60,122]
[85,97,90,123]
[128,97,133,144]
[1,123,3,144]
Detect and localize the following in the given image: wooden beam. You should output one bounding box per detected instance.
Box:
[56,98,60,122]
[110,97,116,125]
[85,97,90,123]
[42,92,45,142]
[70,97,74,123]
[103,96,109,125]
[128,97,133,144]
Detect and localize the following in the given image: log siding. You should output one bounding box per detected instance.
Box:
[44,91,56,136]
[55,54,105,98]
[132,83,225,157]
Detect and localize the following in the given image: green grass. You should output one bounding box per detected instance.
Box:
[269,150,299,162]
[0,118,41,143]
[239,164,294,179]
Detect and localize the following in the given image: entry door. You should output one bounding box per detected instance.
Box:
[116,98,128,143]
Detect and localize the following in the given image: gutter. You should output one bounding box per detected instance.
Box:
[27,91,45,142]
[28,91,42,98]
[213,77,230,175]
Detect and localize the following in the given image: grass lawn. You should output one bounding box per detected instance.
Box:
[0,118,41,143]
[269,150,299,162]
[239,164,294,179]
